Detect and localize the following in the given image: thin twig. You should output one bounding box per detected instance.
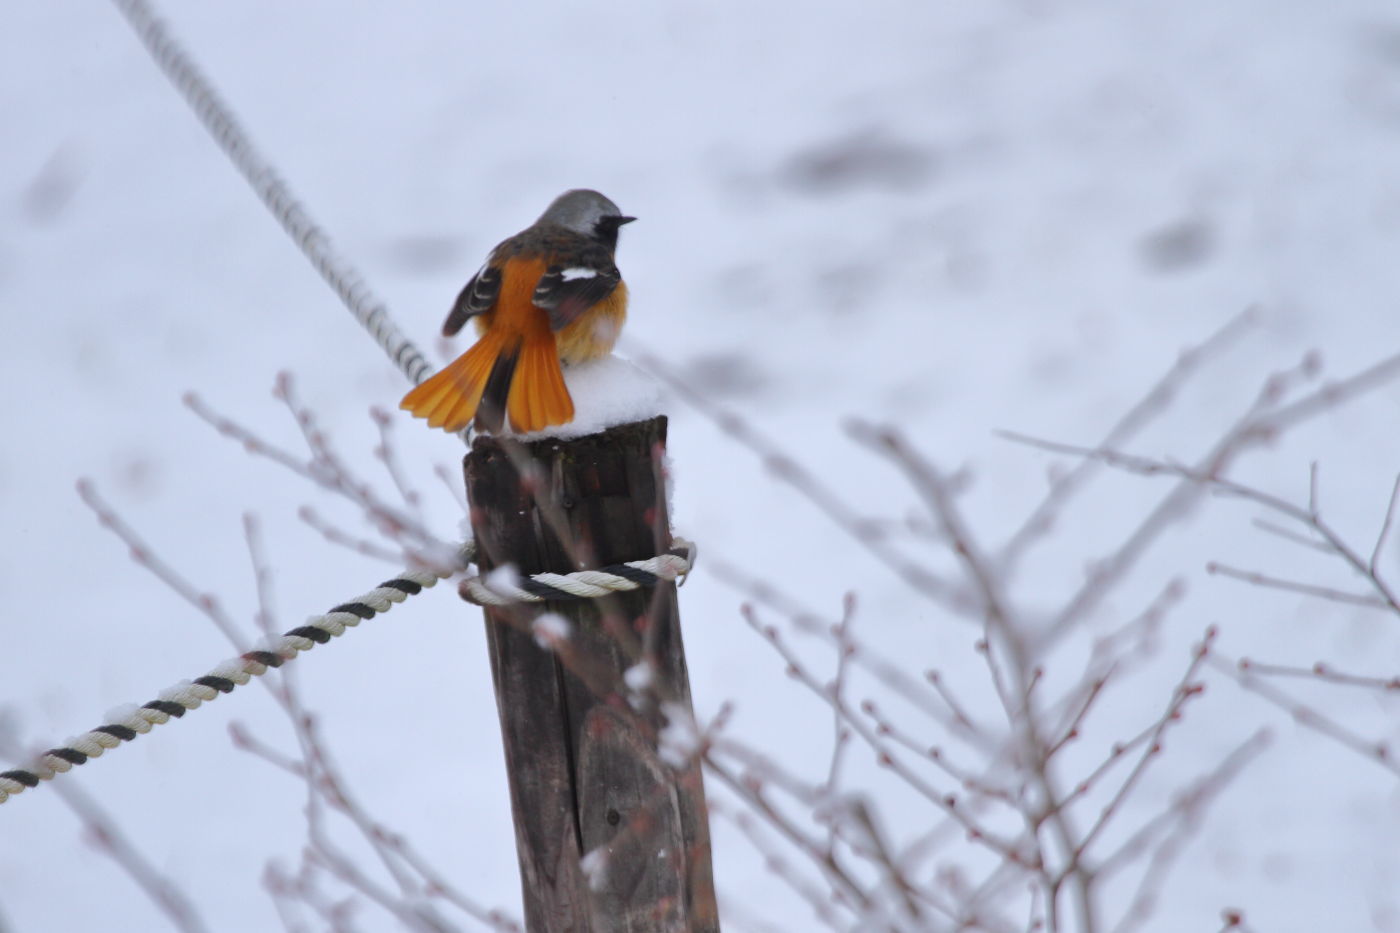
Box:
[370,406,426,520]
[1261,351,1400,433]
[738,606,1028,863]
[710,801,849,931]
[78,479,247,651]
[997,309,1256,576]
[1239,660,1400,692]
[1002,432,1400,617]
[848,421,1090,931]
[1211,655,1400,778]
[244,513,280,639]
[185,384,465,576]
[1075,628,1216,860]
[299,506,409,564]
[633,350,966,611]
[1103,730,1271,933]
[0,746,212,933]
[1205,562,1389,609]
[706,554,989,746]
[433,463,470,512]
[1000,349,1377,648]
[705,757,876,920]
[1369,474,1400,576]
[822,594,858,855]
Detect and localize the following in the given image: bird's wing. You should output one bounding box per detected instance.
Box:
[531,255,622,331]
[442,259,503,337]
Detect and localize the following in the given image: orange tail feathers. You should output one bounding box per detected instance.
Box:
[400,329,508,432]
[505,334,574,434]
[400,329,574,435]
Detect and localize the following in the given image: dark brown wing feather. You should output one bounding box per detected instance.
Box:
[532,258,622,331]
[443,262,502,336]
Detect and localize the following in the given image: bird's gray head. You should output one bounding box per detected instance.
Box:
[538,189,635,249]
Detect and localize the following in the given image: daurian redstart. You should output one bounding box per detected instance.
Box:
[400,189,634,434]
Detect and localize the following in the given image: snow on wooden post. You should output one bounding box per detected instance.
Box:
[464,415,719,933]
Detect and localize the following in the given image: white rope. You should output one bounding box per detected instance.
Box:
[109,0,435,386]
[460,538,696,606]
[0,570,444,805]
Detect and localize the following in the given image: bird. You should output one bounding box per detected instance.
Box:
[400,189,635,435]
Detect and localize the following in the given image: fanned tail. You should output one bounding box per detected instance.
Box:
[400,328,573,435]
[400,329,510,432]
[506,334,574,434]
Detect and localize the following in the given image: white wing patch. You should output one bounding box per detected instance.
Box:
[560,267,599,281]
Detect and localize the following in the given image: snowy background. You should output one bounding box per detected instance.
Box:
[4,0,1400,930]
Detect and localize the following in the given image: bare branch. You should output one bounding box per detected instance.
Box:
[1239,660,1400,692]
[186,382,466,576]
[59,777,212,933]
[1205,562,1390,609]
[1000,431,1400,617]
[1249,519,1332,554]
[1211,655,1400,778]
[997,308,1256,576]
[1103,730,1271,933]
[244,513,280,639]
[846,421,1093,931]
[1262,351,1400,433]
[298,506,409,564]
[0,727,211,933]
[709,800,850,931]
[369,406,425,519]
[998,347,1400,648]
[706,554,989,746]
[78,479,247,651]
[1076,628,1216,860]
[705,757,876,922]
[1370,474,1400,577]
[632,350,967,610]
[736,606,1029,864]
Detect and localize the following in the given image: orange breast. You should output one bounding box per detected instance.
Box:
[556,281,629,365]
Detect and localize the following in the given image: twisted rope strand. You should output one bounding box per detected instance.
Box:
[460,539,696,606]
[1,537,696,805]
[0,570,443,805]
[110,0,434,386]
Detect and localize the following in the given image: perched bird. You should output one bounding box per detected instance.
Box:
[400,189,634,435]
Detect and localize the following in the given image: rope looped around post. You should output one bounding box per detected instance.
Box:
[458,538,696,606]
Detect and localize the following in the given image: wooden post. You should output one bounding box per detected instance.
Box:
[464,416,719,933]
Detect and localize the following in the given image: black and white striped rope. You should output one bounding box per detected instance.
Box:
[0,537,696,804]
[459,538,696,606]
[0,570,444,805]
[110,0,434,387]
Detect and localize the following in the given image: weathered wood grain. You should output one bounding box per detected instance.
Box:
[465,417,718,933]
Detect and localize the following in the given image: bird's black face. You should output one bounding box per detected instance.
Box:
[593,214,636,252]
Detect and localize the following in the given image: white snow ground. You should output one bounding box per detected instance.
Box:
[3,1,1400,930]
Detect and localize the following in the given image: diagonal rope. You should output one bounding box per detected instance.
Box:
[0,540,700,806]
[110,0,434,386]
[0,570,446,805]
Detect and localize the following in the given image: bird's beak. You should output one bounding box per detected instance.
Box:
[615,215,637,226]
